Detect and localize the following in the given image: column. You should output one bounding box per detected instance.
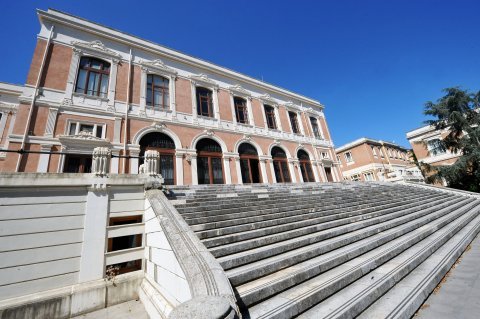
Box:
[260,159,268,184]
[296,162,304,183]
[213,88,220,126]
[107,59,119,110]
[143,150,159,176]
[319,163,327,182]
[297,111,305,135]
[190,82,198,123]
[113,117,122,144]
[130,150,140,174]
[274,106,282,131]
[270,160,277,183]
[110,151,120,174]
[63,48,81,104]
[288,160,297,183]
[229,93,237,125]
[223,157,232,184]
[170,75,177,118]
[37,144,52,173]
[78,183,109,282]
[139,67,148,116]
[235,157,242,184]
[247,97,254,125]
[191,155,198,185]
[175,154,184,185]
[312,162,320,182]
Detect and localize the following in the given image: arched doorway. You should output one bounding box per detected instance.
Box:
[298,150,315,182]
[239,143,261,184]
[196,138,224,184]
[271,146,291,183]
[139,132,175,185]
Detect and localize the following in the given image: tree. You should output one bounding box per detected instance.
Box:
[421,87,480,192]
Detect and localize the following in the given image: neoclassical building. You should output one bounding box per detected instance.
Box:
[0,9,341,185]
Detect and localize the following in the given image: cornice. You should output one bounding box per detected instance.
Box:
[228,84,251,97]
[188,73,219,88]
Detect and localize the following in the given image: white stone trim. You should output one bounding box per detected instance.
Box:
[44,106,59,137]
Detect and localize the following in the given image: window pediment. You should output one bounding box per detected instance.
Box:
[189,73,218,88]
[140,59,177,77]
[258,93,278,107]
[228,84,250,97]
[71,40,121,61]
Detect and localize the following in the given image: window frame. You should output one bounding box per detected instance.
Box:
[146,74,170,110]
[234,96,249,124]
[344,151,354,163]
[264,105,277,130]
[66,120,106,139]
[196,87,214,117]
[288,111,301,134]
[309,116,322,139]
[427,138,447,157]
[74,56,111,98]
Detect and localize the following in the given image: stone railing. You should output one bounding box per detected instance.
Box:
[140,189,239,319]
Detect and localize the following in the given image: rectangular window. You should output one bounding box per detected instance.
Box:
[321,152,329,159]
[427,139,447,156]
[75,57,110,98]
[310,117,322,139]
[288,111,300,134]
[146,74,170,110]
[363,172,375,181]
[371,146,377,157]
[264,105,277,129]
[196,87,213,117]
[68,121,104,138]
[351,174,360,181]
[344,152,354,163]
[234,97,249,124]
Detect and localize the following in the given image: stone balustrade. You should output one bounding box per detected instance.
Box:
[92,147,111,176]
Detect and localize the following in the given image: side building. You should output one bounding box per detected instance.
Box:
[0,9,341,184]
[406,124,461,184]
[335,137,423,182]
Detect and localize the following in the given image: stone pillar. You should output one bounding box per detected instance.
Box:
[190,154,198,185]
[270,160,277,183]
[130,150,140,174]
[79,182,109,283]
[259,159,269,184]
[92,147,111,176]
[288,160,297,183]
[296,162,304,183]
[175,154,184,185]
[44,107,58,137]
[223,157,232,184]
[144,150,160,176]
[235,157,243,184]
[312,162,320,182]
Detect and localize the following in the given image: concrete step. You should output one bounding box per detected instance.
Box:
[236,197,474,308]
[298,199,480,319]
[212,195,461,263]
[196,193,447,242]
[244,199,480,319]
[187,189,429,229]
[190,190,431,235]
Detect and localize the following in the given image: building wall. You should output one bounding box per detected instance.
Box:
[0,9,339,184]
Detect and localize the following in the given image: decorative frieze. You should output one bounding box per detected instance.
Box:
[92,147,111,176]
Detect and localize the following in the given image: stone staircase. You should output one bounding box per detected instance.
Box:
[164,182,480,318]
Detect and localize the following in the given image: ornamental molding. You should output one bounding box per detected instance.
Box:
[203,129,215,136]
[151,121,166,131]
[188,73,219,88]
[140,59,177,77]
[0,101,17,113]
[71,40,121,60]
[243,134,252,141]
[258,93,277,106]
[58,131,111,148]
[228,84,250,97]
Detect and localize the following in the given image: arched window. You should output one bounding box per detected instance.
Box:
[239,143,261,183]
[140,132,176,185]
[196,87,213,117]
[75,57,110,98]
[298,150,315,182]
[234,97,249,124]
[264,105,277,129]
[146,74,169,110]
[196,138,223,184]
[271,146,291,183]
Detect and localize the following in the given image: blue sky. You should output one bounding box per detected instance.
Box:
[1,0,479,148]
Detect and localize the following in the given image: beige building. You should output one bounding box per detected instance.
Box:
[0,8,342,185]
[406,124,461,167]
[335,137,423,182]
